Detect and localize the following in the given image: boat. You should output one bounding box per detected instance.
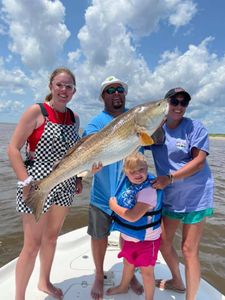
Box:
[0,226,224,299]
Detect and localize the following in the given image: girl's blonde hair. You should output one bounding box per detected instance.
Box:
[45,67,76,102]
[124,152,148,172]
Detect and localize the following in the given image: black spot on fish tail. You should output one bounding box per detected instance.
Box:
[26,183,47,222]
[151,126,165,145]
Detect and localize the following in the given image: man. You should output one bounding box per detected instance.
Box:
[83,76,143,299]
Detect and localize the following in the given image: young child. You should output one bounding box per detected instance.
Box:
[106,152,163,300]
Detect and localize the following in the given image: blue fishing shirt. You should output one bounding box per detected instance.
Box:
[83,110,126,215]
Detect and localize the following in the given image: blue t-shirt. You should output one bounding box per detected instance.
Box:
[83,111,125,215]
[150,117,214,213]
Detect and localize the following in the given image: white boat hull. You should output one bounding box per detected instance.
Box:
[0,226,224,299]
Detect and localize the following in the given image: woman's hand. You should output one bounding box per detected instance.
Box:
[151,175,171,189]
[75,177,83,194]
[109,197,117,210]
[91,162,103,174]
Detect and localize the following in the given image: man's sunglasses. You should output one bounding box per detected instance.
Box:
[105,86,125,94]
[169,97,190,107]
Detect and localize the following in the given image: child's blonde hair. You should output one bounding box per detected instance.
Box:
[124,152,148,172]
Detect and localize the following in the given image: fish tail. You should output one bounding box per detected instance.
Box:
[25,183,48,222]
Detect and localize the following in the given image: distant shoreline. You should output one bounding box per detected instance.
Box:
[0,123,225,140]
[209,136,225,140]
[209,134,225,141]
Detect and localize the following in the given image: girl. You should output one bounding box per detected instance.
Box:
[107,152,162,300]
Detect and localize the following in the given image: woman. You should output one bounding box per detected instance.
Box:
[150,87,214,300]
[8,67,82,300]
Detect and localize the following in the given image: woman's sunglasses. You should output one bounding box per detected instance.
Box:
[105,86,125,94]
[169,97,190,107]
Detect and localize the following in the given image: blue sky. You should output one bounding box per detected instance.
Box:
[0,0,225,133]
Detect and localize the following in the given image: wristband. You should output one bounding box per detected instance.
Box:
[17,175,34,187]
[166,174,174,184]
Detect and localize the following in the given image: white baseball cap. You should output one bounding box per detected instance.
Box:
[99,76,128,101]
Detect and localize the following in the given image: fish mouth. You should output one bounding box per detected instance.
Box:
[150,101,168,145]
[159,99,169,117]
[157,100,168,127]
[165,102,169,115]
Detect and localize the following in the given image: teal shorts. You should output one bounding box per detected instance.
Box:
[162,208,214,224]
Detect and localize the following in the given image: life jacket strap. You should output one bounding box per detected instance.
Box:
[145,208,162,216]
[112,215,161,230]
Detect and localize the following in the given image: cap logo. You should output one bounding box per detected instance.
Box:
[106,76,115,81]
[175,88,184,93]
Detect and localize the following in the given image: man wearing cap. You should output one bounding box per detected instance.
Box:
[148,87,214,299]
[83,76,143,299]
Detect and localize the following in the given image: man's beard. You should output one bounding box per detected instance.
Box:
[112,99,124,109]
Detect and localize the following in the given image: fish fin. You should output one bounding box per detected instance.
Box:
[52,160,60,170]
[139,132,155,145]
[25,182,48,222]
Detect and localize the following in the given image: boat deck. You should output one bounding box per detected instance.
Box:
[0,227,224,299]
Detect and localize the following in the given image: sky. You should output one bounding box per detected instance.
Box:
[0,0,225,133]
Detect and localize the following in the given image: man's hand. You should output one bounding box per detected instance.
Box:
[91,162,103,174]
[151,175,171,189]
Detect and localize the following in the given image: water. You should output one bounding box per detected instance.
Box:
[0,123,224,295]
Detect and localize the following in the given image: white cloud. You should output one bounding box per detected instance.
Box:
[77,0,196,67]
[149,37,225,132]
[67,49,82,67]
[0,99,24,112]
[73,0,198,103]
[1,0,70,70]
[0,0,224,133]
[122,0,197,36]
[72,0,224,133]
[166,0,197,27]
[0,61,30,95]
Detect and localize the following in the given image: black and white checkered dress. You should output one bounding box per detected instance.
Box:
[16,115,80,214]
